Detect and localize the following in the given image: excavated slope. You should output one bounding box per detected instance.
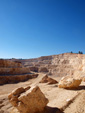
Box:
[0,59,38,85]
[11,53,85,77]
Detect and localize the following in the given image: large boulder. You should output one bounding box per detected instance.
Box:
[8,86,49,113]
[40,75,58,84]
[58,76,82,89]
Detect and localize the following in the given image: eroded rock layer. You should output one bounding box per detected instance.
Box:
[0,74,38,85]
[13,53,85,78]
[0,59,38,85]
[0,53,85,85]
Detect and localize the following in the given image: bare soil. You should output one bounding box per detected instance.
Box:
[0,74,85,113]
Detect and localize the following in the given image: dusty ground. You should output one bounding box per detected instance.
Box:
[0,74,85,113]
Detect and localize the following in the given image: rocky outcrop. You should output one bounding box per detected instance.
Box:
[1,53,85,85]
[0,59,31,76]
[0,59,22,68]
[0,67,30,75]
[8,86,49,113]
[40,75,58,84]
[14,53,85,78]
[58,76,82,89]
[0,59,39,85]
[51,53,85,77]
[0,74,38,85]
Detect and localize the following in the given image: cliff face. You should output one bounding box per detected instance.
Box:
[0,74,38,85]
[0,59,38,85]
[0,53,85,81]
[16,53,85,77]
[51,53,85,77]
[0,60,30,75]
[0,59,22,68]
[0,67,30,75]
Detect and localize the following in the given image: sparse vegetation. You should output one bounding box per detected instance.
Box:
[70,51,83,54]
[78,51,83,54]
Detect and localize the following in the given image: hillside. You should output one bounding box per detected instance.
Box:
[0,53,85,113]
[10,53,85,78]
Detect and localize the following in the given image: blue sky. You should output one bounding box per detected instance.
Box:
[0,0,85,58]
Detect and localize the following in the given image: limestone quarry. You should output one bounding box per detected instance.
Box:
[0,53,85,113]
[11,53,85,78]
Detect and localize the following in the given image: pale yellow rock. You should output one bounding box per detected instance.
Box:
[8,86,49,113]
[58,76,82,89]
[8,87,25,99]
[8,87,25,107]
[39,75,58,84]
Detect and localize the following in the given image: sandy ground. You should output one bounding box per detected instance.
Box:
[0,74,85,113]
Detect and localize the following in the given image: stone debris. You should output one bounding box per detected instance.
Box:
[40,75,58,84]
[58,76,82,89]
[8,86,49,113]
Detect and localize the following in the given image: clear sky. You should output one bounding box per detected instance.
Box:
[0,0,85,59]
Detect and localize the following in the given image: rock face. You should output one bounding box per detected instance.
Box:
[0,59,31,75]
[0,59,39,85]
[0,59,22,68]
[1,53,85,85]
[8,86,49,113]
[58,76,82,89]
[51,53,85,77]
[0,74,38,85]
[0,67,30,75]
[40,75,58,84]
[15,53,85,77]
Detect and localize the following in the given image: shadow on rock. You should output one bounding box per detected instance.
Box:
[11,106,64,113]
[75,85,85,90]
[40,106,64,113]
[64,85,85,91]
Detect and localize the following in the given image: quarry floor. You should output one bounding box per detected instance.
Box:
[0,74,85,113]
